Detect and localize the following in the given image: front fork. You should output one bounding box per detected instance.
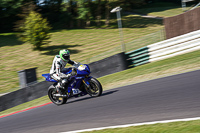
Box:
[82,76,92,88]
[82,79,89,88]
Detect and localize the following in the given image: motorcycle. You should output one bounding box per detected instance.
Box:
[42,63,103,105]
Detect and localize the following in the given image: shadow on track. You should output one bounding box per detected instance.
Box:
[66,90,118,104]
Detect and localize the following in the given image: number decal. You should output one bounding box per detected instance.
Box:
[72,89,80,94]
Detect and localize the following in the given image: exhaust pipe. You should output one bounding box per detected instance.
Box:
[53,94,68,98]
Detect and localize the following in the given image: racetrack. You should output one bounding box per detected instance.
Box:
[0,70,200,133]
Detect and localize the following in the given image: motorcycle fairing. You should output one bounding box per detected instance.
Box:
[42,73,57,82]
[67,76,85,93]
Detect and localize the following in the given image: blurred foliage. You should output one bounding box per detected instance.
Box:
[0,0,24,32]
[1,0,200,32]
[0,0,145,32]
[18,11,51,50]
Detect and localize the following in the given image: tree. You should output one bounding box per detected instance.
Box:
[105,0,111,27]
[67,0,78,28]
[96,0,101,26]
[19,10,51,50]
[0,0,25,32]
[77,0,92,27]
[0,0,24,18]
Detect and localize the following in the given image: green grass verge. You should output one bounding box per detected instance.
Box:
[134,7,185,17]
[133,2,193,17]
[82,120,200,133]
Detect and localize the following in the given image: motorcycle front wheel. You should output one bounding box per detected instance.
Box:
[86,78,103,97]
[48,85,67,105]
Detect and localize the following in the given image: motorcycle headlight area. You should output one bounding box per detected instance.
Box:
[78,65,86,71]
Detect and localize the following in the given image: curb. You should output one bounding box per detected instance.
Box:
[0,102,52,119]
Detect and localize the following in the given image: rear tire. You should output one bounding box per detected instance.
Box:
[86,78,102,97]
[48,85,67,105]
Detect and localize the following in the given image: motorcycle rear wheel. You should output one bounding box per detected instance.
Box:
[86,78,102,97]
[48,85,67,105]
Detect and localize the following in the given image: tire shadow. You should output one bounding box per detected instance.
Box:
[66,90,118,104]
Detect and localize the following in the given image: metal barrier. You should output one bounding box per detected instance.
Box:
[125,29,200,67]
[148,29,200,62]
[125,46,149,67]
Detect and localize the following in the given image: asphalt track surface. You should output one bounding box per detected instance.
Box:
[0,70,200,133]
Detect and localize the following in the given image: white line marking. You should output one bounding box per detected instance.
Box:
[60,117,200,133]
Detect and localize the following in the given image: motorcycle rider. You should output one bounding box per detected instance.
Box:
[50,49,77,96]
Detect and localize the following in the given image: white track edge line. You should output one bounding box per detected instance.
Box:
[60,117,200,133]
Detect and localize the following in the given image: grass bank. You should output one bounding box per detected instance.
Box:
[133,2,191,17]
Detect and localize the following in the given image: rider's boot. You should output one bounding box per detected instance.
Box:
[55,82,67,97]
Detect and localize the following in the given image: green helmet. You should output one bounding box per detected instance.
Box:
[59,49,70,61]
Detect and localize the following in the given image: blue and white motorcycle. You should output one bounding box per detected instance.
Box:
[42,63,103,105]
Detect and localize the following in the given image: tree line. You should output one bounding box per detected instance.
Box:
[1,0,199,32]
[0,0,147,32]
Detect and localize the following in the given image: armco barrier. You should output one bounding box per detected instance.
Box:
[148,30,200,62]
[0,81,53,112]
[126,29,200,67]
[125,47,149,67]
[89,52,129,78]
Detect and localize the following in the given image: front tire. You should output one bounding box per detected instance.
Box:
[48,85,67,105]
[86,78,102,97]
